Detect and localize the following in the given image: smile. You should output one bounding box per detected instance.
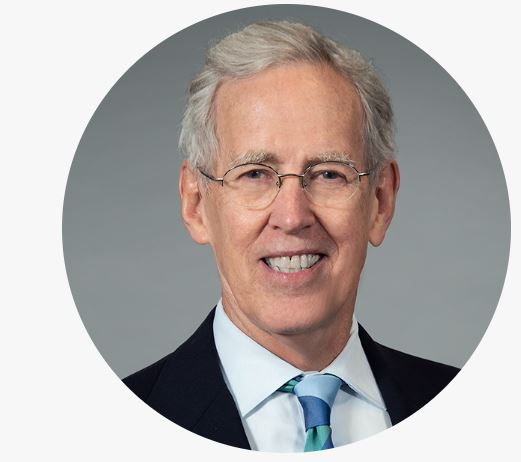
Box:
[263,254,322,273]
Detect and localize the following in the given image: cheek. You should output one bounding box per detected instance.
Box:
[204,198,266,268]
[322,205,371,262]
[202,191,237,238]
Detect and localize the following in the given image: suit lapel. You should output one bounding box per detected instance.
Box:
[139,311,453,448]
[143,313,416,446]
[147,309,250,449]
[358,324,414,425]
[191,385,250,449]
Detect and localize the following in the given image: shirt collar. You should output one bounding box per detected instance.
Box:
[322,321,386,410]
[213,300,386,417]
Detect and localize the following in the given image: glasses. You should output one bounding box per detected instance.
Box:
[199,161,372,209]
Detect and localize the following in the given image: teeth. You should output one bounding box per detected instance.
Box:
[265,254,321,273]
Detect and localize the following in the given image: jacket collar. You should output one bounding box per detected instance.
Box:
[357,324,415,424]
[146,309,413,449]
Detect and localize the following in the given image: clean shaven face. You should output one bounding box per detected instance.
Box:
[181,62,397,354]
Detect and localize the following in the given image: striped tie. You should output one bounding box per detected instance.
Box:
[280,374,342,451]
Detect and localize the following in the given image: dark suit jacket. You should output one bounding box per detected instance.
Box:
[124,309,459,449]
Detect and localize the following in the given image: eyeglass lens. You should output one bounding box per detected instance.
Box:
[223,162,361,209]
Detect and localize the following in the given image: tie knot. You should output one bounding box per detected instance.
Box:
[293,374,342,407]
[282,374,342,430]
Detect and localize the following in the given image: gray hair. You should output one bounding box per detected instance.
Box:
[179,21,395,176]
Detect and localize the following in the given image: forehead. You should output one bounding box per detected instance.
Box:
[213,62,364,168]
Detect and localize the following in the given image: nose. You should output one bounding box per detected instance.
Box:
[267,174,316,234]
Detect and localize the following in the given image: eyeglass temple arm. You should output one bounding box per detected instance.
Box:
[198,169,224,185]
[359,164,378,177]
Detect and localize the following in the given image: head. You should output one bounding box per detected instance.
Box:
[179,21,399,354]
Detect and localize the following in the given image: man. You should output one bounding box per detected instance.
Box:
[124,21,458,451]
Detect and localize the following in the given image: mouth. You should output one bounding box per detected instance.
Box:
[262,254,324,273]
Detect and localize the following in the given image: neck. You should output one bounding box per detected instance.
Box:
[266,324,352,371]
[221,301,353,371]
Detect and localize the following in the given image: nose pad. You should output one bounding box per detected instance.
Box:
[264,174,304,210]
[275,173,310,205]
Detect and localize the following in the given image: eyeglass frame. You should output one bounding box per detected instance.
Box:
[198,160,374,206]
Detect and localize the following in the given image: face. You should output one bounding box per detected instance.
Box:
[180,63,398,349]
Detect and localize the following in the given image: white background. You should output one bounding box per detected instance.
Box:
[2,1,519,460]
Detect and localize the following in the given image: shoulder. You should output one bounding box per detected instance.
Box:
[358,324,460,422]
[359,323,459,378]
[121,308,249,447]
[123,309,218,403]
[123,351,174,402]
[373,340,459,389]
[380,342,459,415]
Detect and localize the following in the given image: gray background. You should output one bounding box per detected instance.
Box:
[63,5,510,379]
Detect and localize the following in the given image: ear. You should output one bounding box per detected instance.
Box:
[179,160,210,245]
[368,160,400,247]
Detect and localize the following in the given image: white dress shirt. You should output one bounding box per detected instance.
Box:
[213,300,391,452]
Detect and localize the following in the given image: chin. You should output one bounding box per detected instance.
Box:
[258,309,335,337]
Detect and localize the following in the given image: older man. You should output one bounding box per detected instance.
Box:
[124,21,458,451]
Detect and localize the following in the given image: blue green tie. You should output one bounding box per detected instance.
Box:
[280,374,342,451]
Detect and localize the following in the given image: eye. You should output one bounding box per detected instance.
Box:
[306,162,360,189]
[243,169,268,180]
[319,170,344,180]
[230,164,276,185]
[311,168,348,183]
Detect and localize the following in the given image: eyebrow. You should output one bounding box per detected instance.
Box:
[227,150,356,170]
[228,151,278,169]
[311,151,356,165]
